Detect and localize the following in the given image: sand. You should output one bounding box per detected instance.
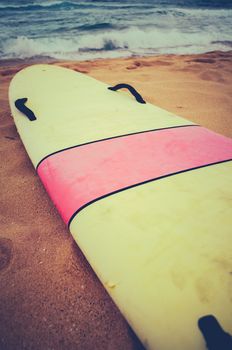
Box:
[0,51,232,350]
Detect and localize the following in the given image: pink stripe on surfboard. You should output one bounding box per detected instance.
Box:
[37,126,232,225]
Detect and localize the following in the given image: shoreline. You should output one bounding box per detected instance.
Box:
[0,51,232,349]
[1,49,232,66]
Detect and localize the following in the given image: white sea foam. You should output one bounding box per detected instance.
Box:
[2,26,232,61]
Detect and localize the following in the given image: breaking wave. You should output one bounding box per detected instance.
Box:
[2,27,232,60]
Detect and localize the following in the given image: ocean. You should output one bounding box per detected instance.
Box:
[0,0,232,61]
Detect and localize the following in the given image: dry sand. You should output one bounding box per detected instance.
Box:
[0,51,232,350]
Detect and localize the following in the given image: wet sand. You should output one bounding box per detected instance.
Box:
[0,51,232,349]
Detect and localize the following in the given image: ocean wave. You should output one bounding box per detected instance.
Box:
[0,0,154,12]
[1,1,231,20]
[77,23,120,32]
[0,1,89,12]
[2,27,232,60]
[211,40,232,48]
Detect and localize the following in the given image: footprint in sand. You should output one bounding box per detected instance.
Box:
[126,60,173,70]
[199,70,225,83]
[0,68,21,77]
[0,238,13,271]
[192,58,216,64]
[1,124,18,145]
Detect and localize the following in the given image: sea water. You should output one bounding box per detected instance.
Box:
[0,0,231,60]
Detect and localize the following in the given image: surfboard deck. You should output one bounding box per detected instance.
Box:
[9,64,232,350]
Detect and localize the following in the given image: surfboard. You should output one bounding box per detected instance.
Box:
[9,64,232,350]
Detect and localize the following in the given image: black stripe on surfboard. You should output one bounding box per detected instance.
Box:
[36,124,199,170]
[67,158,232,228]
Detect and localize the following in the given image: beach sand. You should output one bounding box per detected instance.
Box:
[0,51,232,350]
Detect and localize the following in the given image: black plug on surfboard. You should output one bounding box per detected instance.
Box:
[15,98,37,121]
[198,315,232,350]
